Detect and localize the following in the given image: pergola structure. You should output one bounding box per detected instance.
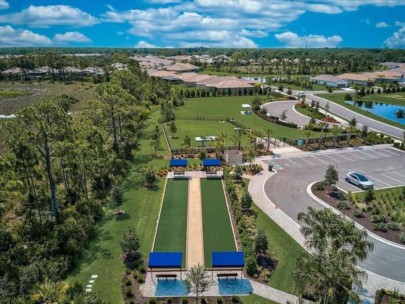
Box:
[169,159,188,177]
[202,159,221,177]
[211,252,245,279]
[148,252,183,281]
[241,104,252,115]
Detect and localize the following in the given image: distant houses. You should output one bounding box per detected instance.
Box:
[310,75,348,88]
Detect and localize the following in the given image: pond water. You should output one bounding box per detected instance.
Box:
[345,100,405,125]
[218,278,253,295]
[155,280,188,297]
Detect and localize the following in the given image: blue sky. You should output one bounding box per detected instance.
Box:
[0,0,404,48]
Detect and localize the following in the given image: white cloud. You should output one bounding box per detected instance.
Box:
[54,32,91,43]
[0,0,9,10]
[0,5,98,27]
[385,26,405,48]
[0,25,52,46]
[135,40,158,48]
[104,0,405,48]
[275,31,343,48]
[376,22,390,28]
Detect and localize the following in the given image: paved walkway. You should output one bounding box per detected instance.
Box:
[186,178,204,268]
[249,151,405,297]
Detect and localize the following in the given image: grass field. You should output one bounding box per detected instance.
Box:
[201,179,236,268]
[67,111,169,304]
[0,80,96,114]
[166,96,320,148]
[318,92,405,130]
[254,206,306,294]
[153,179,188,265]
[241,294,279,304]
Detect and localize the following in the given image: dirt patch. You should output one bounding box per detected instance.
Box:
[312,187,404,245]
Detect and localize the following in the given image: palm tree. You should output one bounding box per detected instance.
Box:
[265,128,273,151]
[330,125,341,147]
[304,130,312,149]
[296,207,373,303]
[31,279,68,304]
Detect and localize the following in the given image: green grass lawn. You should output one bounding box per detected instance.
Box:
[254,205,308,294]
[0,89,28,99]
[294,105,324,119]
[66,111,169,304]
[153,179,188,265]
[201,179,236,267]
[166,96,321,148]
[318,93,405,130]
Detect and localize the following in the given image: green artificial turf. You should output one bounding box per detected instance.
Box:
[153,179,188,264]
[318,93,405,130]
[201,178,236,268]
[166,96,324,148]
[66,111,169,304]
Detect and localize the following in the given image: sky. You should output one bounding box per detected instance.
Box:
[0,0,404,48]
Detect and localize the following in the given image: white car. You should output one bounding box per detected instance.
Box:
[345,172,374,190]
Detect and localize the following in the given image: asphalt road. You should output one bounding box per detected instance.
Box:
[264,100,310,126]
[309,93,404,140]
[263,146,405,282]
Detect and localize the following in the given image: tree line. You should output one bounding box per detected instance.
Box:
[0,62,172,302]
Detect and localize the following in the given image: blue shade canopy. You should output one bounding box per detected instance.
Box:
[170,159,188,167]
[202,159,221,167]
[148,252,182,268]
[212,252,245,268]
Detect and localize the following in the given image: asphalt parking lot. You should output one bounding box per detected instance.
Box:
[264,146,405,192]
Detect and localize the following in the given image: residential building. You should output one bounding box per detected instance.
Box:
[310,75,348,88]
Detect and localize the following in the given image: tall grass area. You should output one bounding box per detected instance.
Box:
[67,111,168,304]
[201,179,236,267]
[153,179,188,266]
[254,205,308,294]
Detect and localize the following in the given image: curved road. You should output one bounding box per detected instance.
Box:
[263,147,405,282]
[264,100,310,126]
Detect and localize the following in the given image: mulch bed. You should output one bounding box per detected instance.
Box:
[312,187,404,245]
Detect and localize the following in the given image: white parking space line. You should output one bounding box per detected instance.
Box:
[299,157,315,166]
[310,155,329,164]
[385,148,404,156]
[285,158,302,168]
[333,153,353,162]
[347,152,367,160]
[379,173,405,185]
[366,150,389,158]
[368,175,392,187]
[338,179,360,191]
[392,171,405,179]
[356,150,378,159]
[321,153,341,163]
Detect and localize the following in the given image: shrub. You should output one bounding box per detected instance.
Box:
[388,222,400,231]
[314,181,325,191]
[198,150,207,160]
[400,233,405,244]
[374,223,388,232]
[138,265,146,273]
[125,279,132,286]
[137,274,145,283]
[372,214,386,223]
[126,287,133,298]
[149,298,157,304]
[181,298,188,304]
[167,298,173,304]
[354,210,365,218]
[245,255,257,276]
[337,201,350,210]
[217,298,224,304]
[232,296,240,303]
[200,297,207,304]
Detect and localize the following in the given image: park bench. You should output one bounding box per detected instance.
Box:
[156,274,177,281]
[173,171,185,176]
[206,170,217,176]
[217,273,238,280]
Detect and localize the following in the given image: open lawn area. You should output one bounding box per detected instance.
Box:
[254,205,308,294]
[67,111,169,304]
[240,294,279,304]
[153,179,188,266]
[318,92,405,129]
[166,96,321,148]
[201,179,236,268]
[0,80,96,114]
